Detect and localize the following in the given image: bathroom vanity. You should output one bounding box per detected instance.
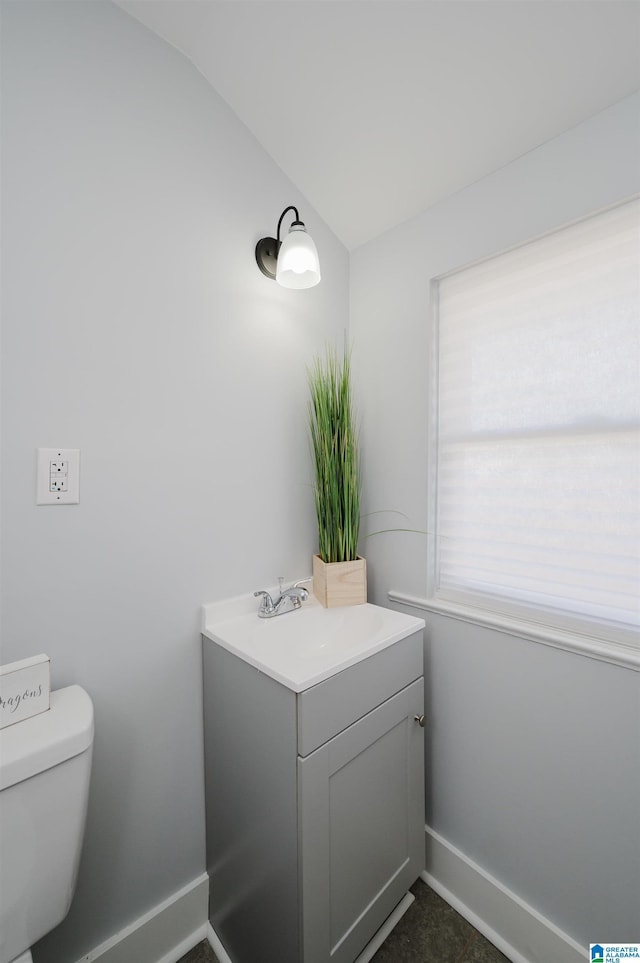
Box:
[202,593,425,963]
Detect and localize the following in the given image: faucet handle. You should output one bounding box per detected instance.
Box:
[282,585,309,602]
[254,590,274,615]
[292,578,311,602]
[293,577,312,589]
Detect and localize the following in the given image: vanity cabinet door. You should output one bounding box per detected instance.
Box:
[298,678,424,963]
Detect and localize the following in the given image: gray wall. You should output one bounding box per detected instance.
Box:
[0,3,348,961]
[350,92,640,945]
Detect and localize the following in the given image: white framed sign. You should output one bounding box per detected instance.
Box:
[0,654,51,729]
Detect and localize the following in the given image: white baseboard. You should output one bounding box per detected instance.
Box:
[206,923,233,963]
[423,826,585,963]
[72,830,586,963]
[74,873,209,963]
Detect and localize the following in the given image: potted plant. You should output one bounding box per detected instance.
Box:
[308,342,366,607]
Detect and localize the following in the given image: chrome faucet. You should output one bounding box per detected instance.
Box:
[254,578,310,618]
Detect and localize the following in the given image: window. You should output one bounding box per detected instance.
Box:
[431,199,639,650]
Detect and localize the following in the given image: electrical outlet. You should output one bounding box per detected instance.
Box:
[37,449,80,504]
[49,460,68,492]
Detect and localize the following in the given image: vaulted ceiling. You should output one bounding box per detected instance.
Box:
[115,1,640,249]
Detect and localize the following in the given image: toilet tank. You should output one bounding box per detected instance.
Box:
[0,685,94,963]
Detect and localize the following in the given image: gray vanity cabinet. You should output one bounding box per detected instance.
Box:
[202,628,425,963]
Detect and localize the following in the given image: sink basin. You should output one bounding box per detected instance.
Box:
[202,593,424,692]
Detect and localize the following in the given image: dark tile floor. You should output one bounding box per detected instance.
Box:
[177,880,511,963]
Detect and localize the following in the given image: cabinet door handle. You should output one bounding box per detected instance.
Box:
[414,714,425,727]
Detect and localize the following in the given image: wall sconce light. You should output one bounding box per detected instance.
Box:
[255,205,321,289]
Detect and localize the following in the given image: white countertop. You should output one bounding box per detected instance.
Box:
[202,591,425,692]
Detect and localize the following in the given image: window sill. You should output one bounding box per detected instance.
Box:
[387,590,640,672]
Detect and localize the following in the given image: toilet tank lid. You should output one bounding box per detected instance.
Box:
[0,685,94,791]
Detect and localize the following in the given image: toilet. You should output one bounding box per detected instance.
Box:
[0,685,94,963]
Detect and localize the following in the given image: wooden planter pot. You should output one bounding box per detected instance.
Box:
[312,555,367,608]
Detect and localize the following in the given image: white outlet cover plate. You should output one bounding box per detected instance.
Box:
[37,448,80,504]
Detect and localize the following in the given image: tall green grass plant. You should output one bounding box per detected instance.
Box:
[308,344,361,563]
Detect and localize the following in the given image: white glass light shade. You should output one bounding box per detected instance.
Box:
[276,224,321,289]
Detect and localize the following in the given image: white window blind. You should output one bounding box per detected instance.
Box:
[434,199,640,646]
